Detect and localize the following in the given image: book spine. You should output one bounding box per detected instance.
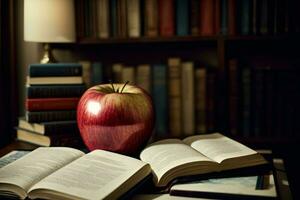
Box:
[221,0,228,35]
[91,62,103,85]
[26,84,86,98]
[29,63,82,77]
[215,0,221,35]
[152,64,168,137]
[127,0,141,38]
[241,66,251,137]
[228,0,237,36]
[136,64,151,93]
[228,59,239,136]
[96,0,110,38]
[239,0,252,35]
[206,71,216,132]
[110,0,118,37]
[26,110,77,123]
[176,0,189,36]
[190,0,200,35]
[25,98,80,111]
[144,0,158,37]
[168,58,182,137]
[158,0,175,36]
[121,66,136,85]
[181,62,195,136]
[195,68,207,134]
[27,76,83,85]
[199,0,215,36]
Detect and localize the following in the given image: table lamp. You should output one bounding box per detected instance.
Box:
[24,0,76,63]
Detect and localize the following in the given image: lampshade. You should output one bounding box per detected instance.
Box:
[24,0,75,43]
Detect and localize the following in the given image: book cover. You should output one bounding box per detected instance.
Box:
[26,84,86,98]
[25,97,80,111]
[28,63,82,77]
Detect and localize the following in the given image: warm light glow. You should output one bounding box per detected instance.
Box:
[24,0,75,42]
[87,101,102,115]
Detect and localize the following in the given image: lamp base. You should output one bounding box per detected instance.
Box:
[40,43,56,63]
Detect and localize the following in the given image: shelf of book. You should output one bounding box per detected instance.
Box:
[48,0,300,146]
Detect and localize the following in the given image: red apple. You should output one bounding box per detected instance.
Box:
[77,82,155,155]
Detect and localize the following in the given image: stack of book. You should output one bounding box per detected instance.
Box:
[16,63,86,147]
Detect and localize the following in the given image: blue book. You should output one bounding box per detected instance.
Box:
[92,62,103,85]
[110,0,118,37]
[26,84,86,98]
[221,0,228,35]
[240,0,251,35]
[152,64,168,137]
[176,0,189,36]
[28,63,82,77]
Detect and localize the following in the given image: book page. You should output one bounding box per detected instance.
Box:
[183,133,258,163]
[28,150,151,200]
[140,139,214,184]
[0,147,84,199]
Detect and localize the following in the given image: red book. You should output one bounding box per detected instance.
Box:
[214,0,221,35]
[228,0,236,35]
[199,0,215,36]
[158,0,174,36]
[26,97,80,111]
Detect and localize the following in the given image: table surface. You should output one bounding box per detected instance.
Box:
[0,141,293,200]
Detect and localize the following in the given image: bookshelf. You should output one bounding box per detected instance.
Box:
[51,0,300,147]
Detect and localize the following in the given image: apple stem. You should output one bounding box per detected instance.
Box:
[109,80,116,92]
[120,81,129,93]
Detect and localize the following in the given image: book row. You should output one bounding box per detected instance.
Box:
[76,0,300,39]
[227,58,300,138]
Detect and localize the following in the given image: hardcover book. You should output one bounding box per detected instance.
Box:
[28,63,82,77]
[16,128,82,147]
[26,84,86,98]
[25,110,76,123]
[0,147,151,200]
[25,97,80,111]
[18,118,78,135]
[140,133,268,188]
[170,174,277,199]
[26,76,83,85]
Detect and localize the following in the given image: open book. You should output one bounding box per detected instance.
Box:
[140,133,268,188]
[0,147,151,200]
